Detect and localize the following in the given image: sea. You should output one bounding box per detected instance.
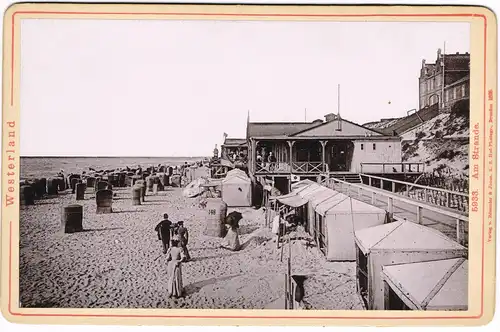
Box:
[20,156,207,179]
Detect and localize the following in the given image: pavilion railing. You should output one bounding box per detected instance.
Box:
[360,162,425,174]
[254,161,326,175]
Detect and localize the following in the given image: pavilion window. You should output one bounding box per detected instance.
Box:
[373,143,376,150]
[361,144,364,151]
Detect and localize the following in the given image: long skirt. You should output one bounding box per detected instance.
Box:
[222,228,240,251]
[167,260,183,298]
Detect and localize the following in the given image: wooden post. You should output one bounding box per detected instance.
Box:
[368,176,372,187]
[447,193,451,208]
[358,187,361,198]
[424,189,428,202]
[320,141,327,173]
[405,184,409,196]
[287,141,295,174]
[371,191,375,204]
[251,139,257,174]
[360,163,363,173]
[417,206,423,224]
[284,274,288,310]
[380,179,384,189]
[456,219,464,245]
[382,163,385,173]
[387,197,393,219]
[391,182,395,193]
[288,236,292,309]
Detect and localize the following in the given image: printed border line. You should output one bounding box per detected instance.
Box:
[7,9,487,320]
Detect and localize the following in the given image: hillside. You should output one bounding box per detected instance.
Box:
[364,118,399,130]
[400,100,469,180]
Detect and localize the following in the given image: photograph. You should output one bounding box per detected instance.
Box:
[2,3,496,326]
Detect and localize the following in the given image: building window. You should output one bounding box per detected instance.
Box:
[361,144,364,150]
[422,83,426,93]
[373,143,376,150]
[436,75,441,87]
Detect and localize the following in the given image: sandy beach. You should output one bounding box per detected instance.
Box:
[19,185,363,310]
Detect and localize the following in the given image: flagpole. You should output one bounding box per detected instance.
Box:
[441,42,446,110]
[304,108,307,122]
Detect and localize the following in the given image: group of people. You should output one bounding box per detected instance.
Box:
[154,213,191,299]
[256,151,277,171]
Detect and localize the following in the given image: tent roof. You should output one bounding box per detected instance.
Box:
[382,258,467,310]
[226,169,248,178]
[276,192,308,208]
[291,179,316,191]
[309,188,342,208]
[354,220,466,254]
[222,173,251,184]
[329,196,387,215]
[295,183,323,198]
[300,186,330,201]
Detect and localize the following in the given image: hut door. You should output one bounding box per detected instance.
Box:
[329,143,348,172]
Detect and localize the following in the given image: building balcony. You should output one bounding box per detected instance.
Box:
[254,161,326,175]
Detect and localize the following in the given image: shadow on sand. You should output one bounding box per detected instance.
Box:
[81,227,123,233]
[184,273,244,296]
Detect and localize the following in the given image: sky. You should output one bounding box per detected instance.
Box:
[20,19,469,157]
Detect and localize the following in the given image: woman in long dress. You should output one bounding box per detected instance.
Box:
[166,239,184,298]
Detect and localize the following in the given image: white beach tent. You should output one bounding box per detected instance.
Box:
[290,179,316,191]
[221,170,252,207]
[308,188,388,261]
[354,221,467,310]
[381,258,468,311]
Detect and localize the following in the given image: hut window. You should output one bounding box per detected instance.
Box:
[373,143,376,150]
[360,144,364,150]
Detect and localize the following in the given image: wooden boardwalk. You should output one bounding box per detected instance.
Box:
[329,183,469,247]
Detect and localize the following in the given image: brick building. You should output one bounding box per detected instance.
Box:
[419,48,470,111]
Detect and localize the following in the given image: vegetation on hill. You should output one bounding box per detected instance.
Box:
[401,101,469,181]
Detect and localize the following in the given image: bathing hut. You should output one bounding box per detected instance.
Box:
[381,258,468,311]
[221,169,252,207]
[308,188,388,261]
[354,220,467,310]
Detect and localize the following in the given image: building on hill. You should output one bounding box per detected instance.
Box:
[246,113,403,193]
[419,48,470,112]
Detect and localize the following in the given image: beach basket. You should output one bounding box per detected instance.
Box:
[76,183,86,200]
[96,189,113,214]
[61,204,83,233]
[203,198,227,237]
[131,184,142,205]
[47,178,59,195]
[20,185,35,206]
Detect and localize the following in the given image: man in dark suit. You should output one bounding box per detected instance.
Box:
[155,213,172,254]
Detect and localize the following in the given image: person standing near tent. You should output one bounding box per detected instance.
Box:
[155,213,172,254]
[176,221,191,262]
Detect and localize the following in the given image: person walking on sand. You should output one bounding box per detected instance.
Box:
[176,221,191,261]
[166,239,184,298]
[155,213,172,254]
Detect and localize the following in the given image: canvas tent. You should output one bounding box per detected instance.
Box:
[381,258,468,311]
[306,188,388,261]
[221,170,252,207]
[291,179,316,191]
[354,221,467,310]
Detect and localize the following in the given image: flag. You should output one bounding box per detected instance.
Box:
[223,132,228,138]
